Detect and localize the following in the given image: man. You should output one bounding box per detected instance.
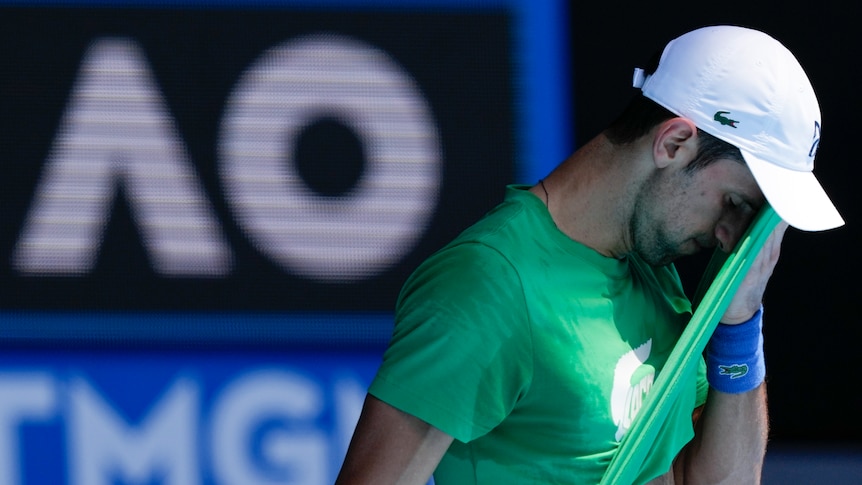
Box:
[336,25,843,484]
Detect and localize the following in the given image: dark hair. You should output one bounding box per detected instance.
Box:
[605,95,744,171]
[686,124,746,173]
[605,94,675,145]
[604,50,745,171]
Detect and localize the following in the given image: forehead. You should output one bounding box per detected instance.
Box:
[697,158,765,203]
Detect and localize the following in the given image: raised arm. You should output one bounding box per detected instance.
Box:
[677,221,788,484]
[336,394,454,485]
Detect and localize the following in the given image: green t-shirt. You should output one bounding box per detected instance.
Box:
[370,185,708,484]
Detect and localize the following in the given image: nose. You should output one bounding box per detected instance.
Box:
[714,208,758,252]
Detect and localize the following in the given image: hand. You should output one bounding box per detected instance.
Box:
[720,221,789,324]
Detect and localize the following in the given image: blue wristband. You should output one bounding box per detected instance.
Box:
[706,306,765,394]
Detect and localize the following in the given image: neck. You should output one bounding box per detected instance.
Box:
[533,133,648,259]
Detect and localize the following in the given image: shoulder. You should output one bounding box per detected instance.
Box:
[398,241,523,315]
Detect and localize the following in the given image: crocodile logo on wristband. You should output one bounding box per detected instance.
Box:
[718,363,749,379]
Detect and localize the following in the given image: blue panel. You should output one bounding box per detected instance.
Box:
[0,312,395,348]
[0,349,381,485]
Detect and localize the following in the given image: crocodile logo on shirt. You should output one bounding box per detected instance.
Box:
[611,340,655,441]
[714,111,739,128]
[718,363,749,379]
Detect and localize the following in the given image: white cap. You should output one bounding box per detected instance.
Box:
[632,25,844,231]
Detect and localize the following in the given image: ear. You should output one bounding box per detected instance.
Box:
[652,117,698,169]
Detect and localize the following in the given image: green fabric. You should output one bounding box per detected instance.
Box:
[601,205,781,485]
[369,185,708,484]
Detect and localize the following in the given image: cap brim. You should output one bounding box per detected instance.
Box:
[742,149,844,232]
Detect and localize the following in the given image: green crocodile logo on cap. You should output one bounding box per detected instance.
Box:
[714,111,739,128]
[718,363,749,379]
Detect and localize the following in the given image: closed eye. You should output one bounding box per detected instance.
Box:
[726,194,741,208]
[726,194,756,216]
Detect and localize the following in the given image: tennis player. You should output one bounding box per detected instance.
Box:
[336,25,843,484]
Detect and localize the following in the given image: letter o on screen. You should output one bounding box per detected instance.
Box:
[219,34,443,282]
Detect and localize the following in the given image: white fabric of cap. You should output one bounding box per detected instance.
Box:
[634,25,843,231]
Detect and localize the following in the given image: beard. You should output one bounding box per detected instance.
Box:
[630,216,685,266]
[630,172,708,267]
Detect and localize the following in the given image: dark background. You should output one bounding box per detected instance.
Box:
[568,2,860,444]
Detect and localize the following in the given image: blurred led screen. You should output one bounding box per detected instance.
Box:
[0,1,569,342]
[0,2,570,483]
